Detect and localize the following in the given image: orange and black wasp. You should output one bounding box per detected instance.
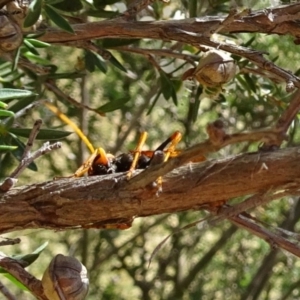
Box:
[45,102,182,179]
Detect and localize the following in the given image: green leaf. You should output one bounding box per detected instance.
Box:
[86,8,118,18]
[12,242,48,267]
[0,101,7,109]
[51,0,83,12]
[44,4,75,34]
[48,72,85,80]
[9,128,72,140]
[102,39,139,48]
[98,97,130,113]
[160,71,178,105]
[0,89,37,101]
[0,110,14,118]
[26,38,50,48]
[94,0,120,7]
[12,46,21,71]
[45,0,64,4]
[23,52,52,65]
[147,90,161,115]
[243,74,257,93]
[109,54,127,73]
[8,96,37,113]
[23,39,40,55]
[4,274,29,291]
[23,0,43,28]
[0,145,17,152]
[84,51,107,73]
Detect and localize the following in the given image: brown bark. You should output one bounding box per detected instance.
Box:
[0,146,299,234]
[39,4,300,44]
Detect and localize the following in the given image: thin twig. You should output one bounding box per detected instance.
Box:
[0,254,46,300]
[9,142,62,179]
[21,119,42,160]
[0,237,21,247]
[121,0,156,19]
[44,80,104,116]
[229,214,300,257]
[110,46,198,66]
[0,280,17,300]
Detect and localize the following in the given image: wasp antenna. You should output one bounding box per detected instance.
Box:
[44,102,95,154]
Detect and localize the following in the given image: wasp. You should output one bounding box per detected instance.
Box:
[72,131,182,178]
[44,102,182,179]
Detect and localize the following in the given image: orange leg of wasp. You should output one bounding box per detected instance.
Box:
[157,131,182,189]
[71,147,109,177]
[163,131,182,162]
[127,132,148,179]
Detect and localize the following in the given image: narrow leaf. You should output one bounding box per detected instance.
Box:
[4,274,29,291]
[0,145,17,152]
[44,4,74,34]
[23,0,43,28]
[26,39,51,48]
[12,241,48,267]
[51,0,83,12]
[23,39,40,55]
[98,97,130,113]
[109,55,127,72]
[84,51,107,73]
[0,110,14,117]
[0,89,37,101]
[0,101,7,109]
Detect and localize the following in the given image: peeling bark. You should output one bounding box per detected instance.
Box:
[1,147,299,233]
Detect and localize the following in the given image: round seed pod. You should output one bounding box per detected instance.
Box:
[42,254,89,300]
[0,15,23,52]
[183,50,236,88]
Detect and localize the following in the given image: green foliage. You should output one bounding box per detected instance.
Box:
[44,4,75,33]
[1,0,300,299]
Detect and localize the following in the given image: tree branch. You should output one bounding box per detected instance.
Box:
[39,4,300,44]
[0,146,300,234]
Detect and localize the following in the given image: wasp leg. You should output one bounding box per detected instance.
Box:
[70,150,99,177]
[70,147,111,177]
[156,131,182,190]
[127,131,148,179]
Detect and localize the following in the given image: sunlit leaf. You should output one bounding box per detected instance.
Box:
[23,0,43,28]
[0,145,17,152]
[4,274,29,291]
[23,52,52,65]
[12,242,48,267]
[0,110,14,118]
[0,89,37,101]
[12,46,21,71]
[25,39,50,48]
[23,39,40,56]
[44,4,75,34]
[9,128,72,140]
[0,101,7,109]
